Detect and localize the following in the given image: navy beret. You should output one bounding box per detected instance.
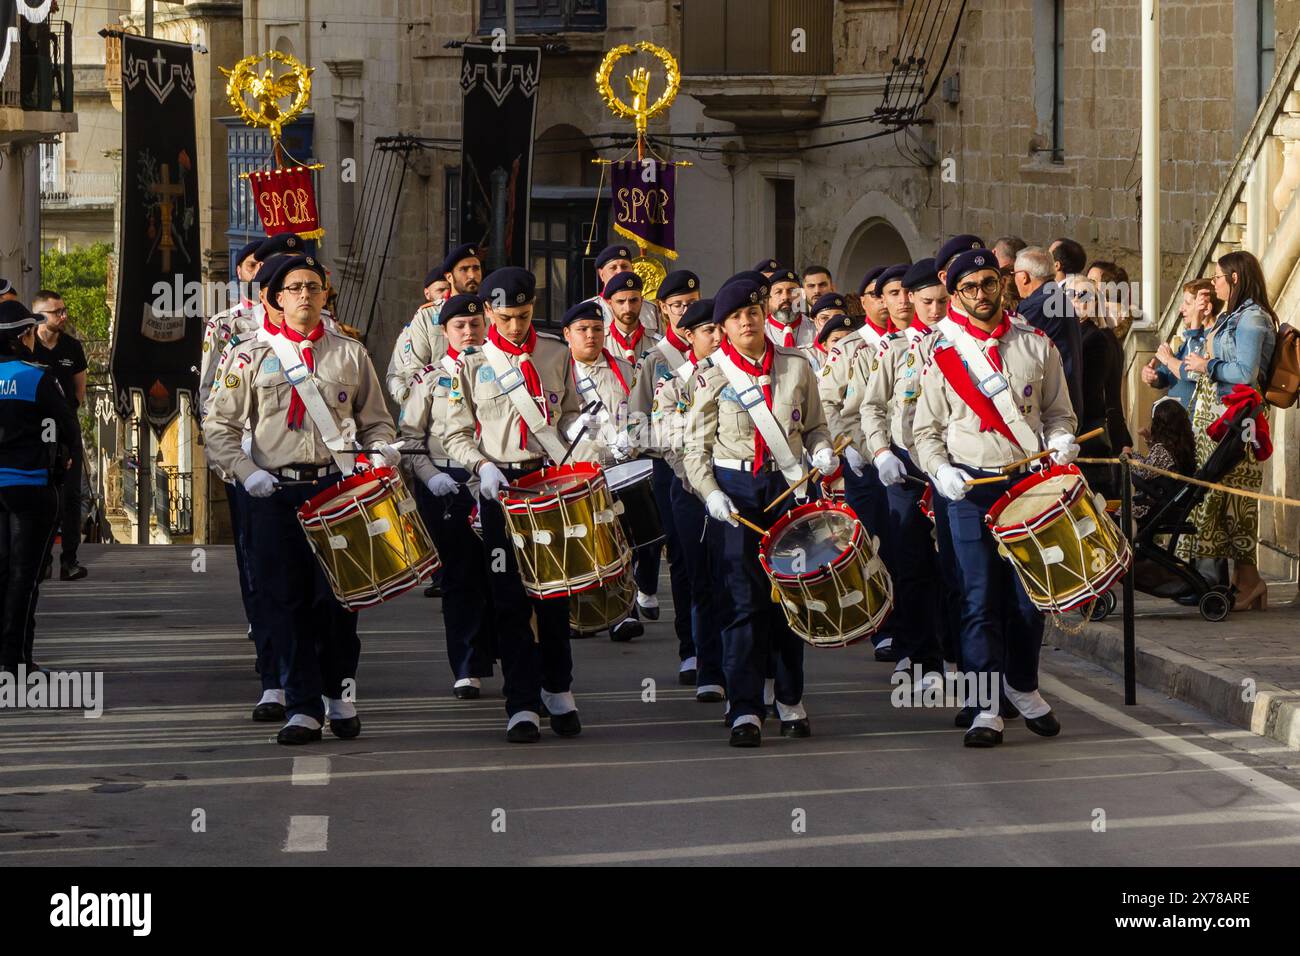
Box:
[481,266,537,307]
[234,239,264,266]
[713,280,764,324]
[440,294,485,324]
[857,266,886,296]
[902,258,941,292]
[816,312,857,344]
[0,299,39,332]
[810,292,846,317]
[561,300,604,327]
[256,231,305,259]
[267,255,327,303]
[423,266,446,287]
[873,263,911,296]
[0,278,12,296]
[602,271,643,299]
[721,270,771,299]
[439,243,480,277]
[945,249,998,293]
[656,269,700,301]
[935,234,985,270]
[594,244,634,270]
[678,298,716,331]
[769,268,800,287]
[752,257,779,273]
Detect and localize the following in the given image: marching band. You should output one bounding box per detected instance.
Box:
[198,230,1094,752]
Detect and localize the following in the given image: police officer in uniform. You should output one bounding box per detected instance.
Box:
[912,249,1079,747]
[764,268,815,350]
[684,280,836,747]
[204,255,400,745]
[400,293,496,698]
[440,267,590,743]
[0,301,78,674]
[387,243,481,402]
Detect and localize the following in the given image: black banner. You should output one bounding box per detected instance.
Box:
[110,34,201,433]
[458,43,540,272]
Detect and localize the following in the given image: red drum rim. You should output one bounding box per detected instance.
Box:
[758,499,864,581]
[501,462,606,513]
[919,484,934,520]
[339,552,442,611]
[985,463,1085,533]
[298,465,398,522]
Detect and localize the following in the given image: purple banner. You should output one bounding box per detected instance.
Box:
[609,160,676,260]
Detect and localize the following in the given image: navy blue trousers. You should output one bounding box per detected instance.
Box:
[669,475,725,689]
[706,468,804,722]
[228,481,278,692]
[944,465,1045,696]
[244,477,361,721]
[882,449,944,666]
[929,485,964,667]
[477,470,573,719]
[631,458,693,660]
[413,472,495,682]
[843,461,895,649]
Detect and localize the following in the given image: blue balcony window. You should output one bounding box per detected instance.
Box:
[478,0,607,34]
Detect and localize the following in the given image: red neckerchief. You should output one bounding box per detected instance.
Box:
[608,321,644,363]
[572,350,630,397]
[930,304,1020,447]
[863,314,894,339]
[663,324,690,355]
[948,304,1012,371]
[766,314,802,348]
[814,340,828,356]
[721,338,775,475]
[262,316,278,336]
[445,344,460,362]
[488,324,546,449]
[279,322,326,431]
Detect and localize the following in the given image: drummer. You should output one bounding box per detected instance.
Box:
[387,244,479,402]
[912,248,1079,748]
[440,266,590,744]
[400,293,496,699]
[683,279,837,747]
[654,297,725,702]
[764,268,814,350]
[587,243,662,334]
[203,255,400,745]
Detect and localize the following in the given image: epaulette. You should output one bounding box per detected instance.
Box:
[772,344,803,358]
[536,330,562,342]
[420,363,438,375]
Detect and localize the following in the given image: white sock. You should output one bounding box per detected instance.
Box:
[540,689,577,716]
[763,678,775,706]
[970,711,1004,733]
[453,677,481,689]
[893,655,913,674]
[325,698,356,720]
[776,699,807,721]
[257,689,284,706]
[679,656,697,673]
[285,714,321,731]
[1001,679,1052,719]
[876,637,893,653]
[697,684,725,697]
[507,710,540,731]
[636,591,658,609]
[731,714,760,730]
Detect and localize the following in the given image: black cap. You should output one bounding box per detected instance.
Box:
[601,271,643,299]
[752,257,779,274]
[481,266,537,307]
[561,300,604,327]
[678,298,716,331]
[656,269,700,301]
[935,234,985,270]
[945,249,998,293]
[902,258,941,292]
[440,294,485,324]
[0,299,39,332]
[253,254,293,290]
[768,268,800,287]
[721,270,771,299]
[816,312,857,344]
[423,266,447,287]
[809,292,847,317]
[234,239,263,267]
[857,266,886,296]
[256,231,306,259]
[713,280,763,324]
[438,243,480,278]
[594,244,634,270]
[267,255,328,303]
[873,263,911,296]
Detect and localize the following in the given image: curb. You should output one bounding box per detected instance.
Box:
[1047,618,1300,751]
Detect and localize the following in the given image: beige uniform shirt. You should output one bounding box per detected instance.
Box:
[440,331,590,472]
[387,303,448,402]
[859,325,943,457]
[572,351,634,465]
[629,334,692,456]
[199,301,257,414]
[683,345,833,500]
[912,316,1077,477]
[203,325,395,484]
[653,355,711,487]
[397,348,471,484]
[817,335,878,446]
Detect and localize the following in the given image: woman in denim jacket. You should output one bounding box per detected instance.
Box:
[1175,251,1278,611]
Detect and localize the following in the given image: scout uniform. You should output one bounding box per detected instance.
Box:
[439,267,590,744]
[387,300,447,402]
[911,249,1078,748]
[203,255,398,745]
[683,280,835,747]
[398,294,495,698]
[585,243,663,336]
[764,268,816,350]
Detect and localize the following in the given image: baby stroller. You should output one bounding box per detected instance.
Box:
[1089,401,1251,623]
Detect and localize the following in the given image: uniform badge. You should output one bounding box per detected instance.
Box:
[791,408,801,422]
[819,364,832,377]
[224,373,240,389]
[548,392,558,404]
[1023,384,1033,397]
[478,366,496,383]
[696,374,707,389]
[437,375,453,388]
[720,385,740,404]
[338,390,347,403]
[265,357,281,374]
[202,341,210,353]
[871,359,880,372]
[651,399,659,414]
[906,352,915,368]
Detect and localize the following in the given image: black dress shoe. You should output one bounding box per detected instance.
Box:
[638,602,660,621]
[59,563,88,581]
[729,723,761,748]
[873,641,898,663]
[252,701,285,722]
[678,668,697,686]
[424,582,441,598]
[697,690,725,703]
[779,718,811,738]
[954,705,978,728]
[963,726,1003,748]
[1024,710,1061,737]
[277,723,323,745]
[609,618,643,642]
[507,720,541,744]
[453,685,481,700]
[999,699,1022,720]
[329,716,361,740]
[550,710,582,737]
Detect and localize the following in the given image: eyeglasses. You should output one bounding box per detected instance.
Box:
[39,307,68,317]
[661,300,692,313]
[956,276,1002,298]
[282,282,325,297]
[1211,273,1229,283]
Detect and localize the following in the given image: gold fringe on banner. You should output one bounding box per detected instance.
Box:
[612,223,678,260]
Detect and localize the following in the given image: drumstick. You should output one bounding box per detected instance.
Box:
[964,474,1010,486]
[761,435,854,514]
[557,401,603,469]
[730,513,768,535]
[998,426,1106,474]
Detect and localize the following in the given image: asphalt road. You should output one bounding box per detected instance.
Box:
[3,544,1299,866]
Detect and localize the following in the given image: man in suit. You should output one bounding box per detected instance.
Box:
[1012,246,1083,414]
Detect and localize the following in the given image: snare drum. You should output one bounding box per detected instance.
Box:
[569,558,636,636]
[986,464,1132,614]
[604,459,665,550]
[500,462,628,598]
[298,466,440,611]
[759,500,893,648]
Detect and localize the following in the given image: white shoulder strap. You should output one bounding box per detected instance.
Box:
[713,348,804,485]
[655,336,693,381]
[259,328,357,473]
[482,340,571,462]
[573,363,620,445]
[936,317,1040,452]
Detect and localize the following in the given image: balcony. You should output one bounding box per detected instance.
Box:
[41,170,117,209]
[0,18,77,142]
[478,0,607,35]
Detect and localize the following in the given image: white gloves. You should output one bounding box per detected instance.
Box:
[377,442,403,468]
[844,444,866,477]
[243,469,279,498]
[934,464,972,502]
[811,447,839,475]
[873,449,907,487]
[705,490,739,527]
[565,412,595,442]
[478,461,507,499]
[1048,433,1080,466]
[426,472,459,497]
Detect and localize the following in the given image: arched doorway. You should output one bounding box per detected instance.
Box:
[841,219,911,292]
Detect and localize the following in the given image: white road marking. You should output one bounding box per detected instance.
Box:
[284,815,329,852]
[0,844,150,857]
[292,756,330,786]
